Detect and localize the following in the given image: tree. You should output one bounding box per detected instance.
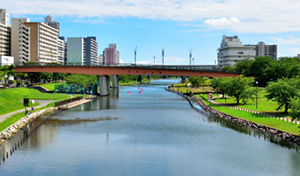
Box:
[265,77,300,113]
[211,77,229,98]
[226,76,255,104]
[290,97,300,121]
[220,66,235,72]
[0,64,16,86]
[188,76,205,87]
[65,74,97,86]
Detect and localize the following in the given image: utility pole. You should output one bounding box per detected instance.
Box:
[162,47,165,66]
[189,49,192,68]
[154,56,155,65]
[134,46,137,65]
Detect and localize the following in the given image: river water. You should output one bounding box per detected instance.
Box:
[1,79,300,176]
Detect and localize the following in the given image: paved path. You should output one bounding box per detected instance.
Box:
[0,99,56,123]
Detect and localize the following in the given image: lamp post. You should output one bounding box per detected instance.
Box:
[256,81,258,109]
[189,49,192,69]
[154,56,155,65]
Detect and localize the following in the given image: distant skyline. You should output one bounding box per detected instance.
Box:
[3,0,300,65]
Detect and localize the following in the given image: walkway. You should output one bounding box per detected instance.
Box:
[0,100,56,123]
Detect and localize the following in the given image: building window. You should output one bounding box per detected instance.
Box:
[238,52,244,54]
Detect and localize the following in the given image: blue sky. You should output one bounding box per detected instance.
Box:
[3,0,300,65]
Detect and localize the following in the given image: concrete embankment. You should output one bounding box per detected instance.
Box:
[0,95,96,146]
[166,87,300,149]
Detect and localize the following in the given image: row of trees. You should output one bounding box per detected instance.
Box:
[210,75,300,119]
[221,56,300,86]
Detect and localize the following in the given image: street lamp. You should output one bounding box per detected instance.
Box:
[189,49,192,68]
[256,81,258,109]
[154,56,155,65]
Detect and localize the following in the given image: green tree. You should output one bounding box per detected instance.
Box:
[290,97,300,121]
[226,76,255,104]
[1,64,16,85]
[65,74,97,86]
[211,77,229,98]
[188,76,204,87]
[265,77,300,113]
[220,66,235,72]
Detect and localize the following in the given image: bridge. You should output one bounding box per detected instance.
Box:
[14,63,241,96]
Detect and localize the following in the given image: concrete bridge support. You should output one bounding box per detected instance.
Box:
[181,76,187,83]
[112,75,119,88]
[99,75,110,96]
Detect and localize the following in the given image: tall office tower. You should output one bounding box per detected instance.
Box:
[58,37,65,64]
[11,18,31,64]
[217,35,255,68]
[103,44,119,65]
[0,9,9,26]
[44,15,60,35]
[67,37,85,65]
[24,22,59,63]
[85,37,98,65]
[255,42,277,60]
[0,9,11,57]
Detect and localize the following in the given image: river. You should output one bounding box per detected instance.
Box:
[1,79,300,176]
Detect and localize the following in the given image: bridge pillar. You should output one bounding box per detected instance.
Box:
[112,75,119,88]
[138,75,142,83]
[181,76,187,83]
[147,75,151,81]
[99,75,110,96]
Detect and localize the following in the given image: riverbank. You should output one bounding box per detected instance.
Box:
[167,87,300,148]
[0,95,96,146]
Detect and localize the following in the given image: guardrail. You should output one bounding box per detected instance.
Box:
[55,96,83,109]
[14,62,238,73]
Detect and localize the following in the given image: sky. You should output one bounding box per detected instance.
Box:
[3,0,300,65]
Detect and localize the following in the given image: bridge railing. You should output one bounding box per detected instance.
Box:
[13,62,236,73]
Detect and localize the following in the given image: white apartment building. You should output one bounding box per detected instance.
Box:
[0,9,11,57]
[67,37,85,65]
[217,35,255,68]
[57,37,65,64]
[0,9,9,26]
[24,22,59,63]
[11,18,31,64]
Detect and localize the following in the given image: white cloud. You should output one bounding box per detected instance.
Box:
[204,17,240,26]
[119,59,125,63]
[270,36,300,45]
[3,0,300,33]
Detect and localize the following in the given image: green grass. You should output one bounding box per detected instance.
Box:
[212,88,288,117]
[0,101,57,132]
[0,88,71,116]
[39,83,66,91]
[195,94,300,135]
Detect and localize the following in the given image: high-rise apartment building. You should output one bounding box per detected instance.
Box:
[103,44,119,65]
[0,9,11,57]
[0,9,9,26]
[11,18,31,64]
[85,37,98,65]
[255,42,277,60]
[44,15,60,35]
[57,37,65,64]
[24,22,59,63]
[217,35,255,68]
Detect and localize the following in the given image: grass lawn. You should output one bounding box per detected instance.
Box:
[212,88,288,117]
[0,88,71,116]
[39,83,66,91]
[0,101,57,132]
[195,94,300,135]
